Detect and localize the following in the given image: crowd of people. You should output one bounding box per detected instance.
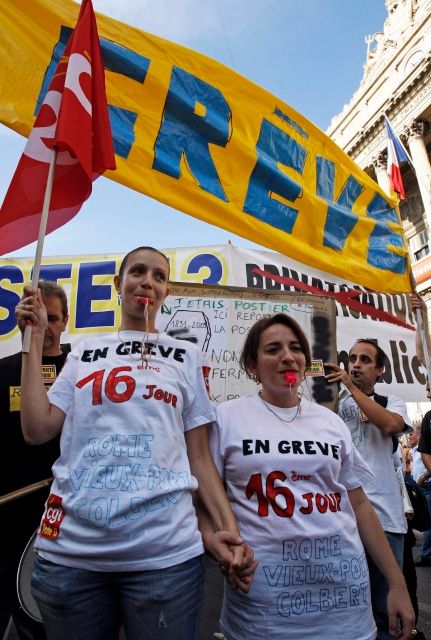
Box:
[1,244,430,640]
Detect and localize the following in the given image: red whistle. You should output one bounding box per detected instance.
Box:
[136,296,152,305]
[284,371,298,385]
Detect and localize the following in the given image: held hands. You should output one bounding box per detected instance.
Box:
[204,530,258,593]
[15,286,48,338]
[386,582,416,639]
[226,542,257,592]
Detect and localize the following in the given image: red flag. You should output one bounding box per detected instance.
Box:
[0,0,116,255]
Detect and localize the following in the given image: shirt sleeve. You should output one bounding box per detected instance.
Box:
[387,394,412,433]
[182,348,217,432]
[47,348,78,415]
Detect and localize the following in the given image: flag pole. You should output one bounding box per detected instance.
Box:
[22,147,58,354]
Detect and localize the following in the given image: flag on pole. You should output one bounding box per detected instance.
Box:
[0,0,116,255]
[385,115,409,201]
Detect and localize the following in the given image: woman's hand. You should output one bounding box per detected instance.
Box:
[204,530,258,593]
[225,543,257,592]
[386,582,416,639]
[15,286,48,338]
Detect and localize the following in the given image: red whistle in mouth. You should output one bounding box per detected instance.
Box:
[284,371,298,385]
[136,296,152,305]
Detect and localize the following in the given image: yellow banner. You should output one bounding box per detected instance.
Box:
[0,0,411,292]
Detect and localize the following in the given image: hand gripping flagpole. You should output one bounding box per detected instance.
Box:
[22,148,58,354]
[409,271,431,385]
[414,307,431,381]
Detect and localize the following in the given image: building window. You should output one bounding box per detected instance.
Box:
[414,244,430,262]
[410,230,429,263]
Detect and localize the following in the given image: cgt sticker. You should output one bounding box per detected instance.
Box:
[202,365,211,396]
[39,493,65,539]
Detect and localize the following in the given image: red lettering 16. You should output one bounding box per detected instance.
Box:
[245,471,295,518]
[76,367,136,404]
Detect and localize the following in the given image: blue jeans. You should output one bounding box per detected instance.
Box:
[31,554,204,640]
[419,482,431,559]
[366,531,404,640]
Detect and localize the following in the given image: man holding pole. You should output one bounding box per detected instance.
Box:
[0,281,69,640]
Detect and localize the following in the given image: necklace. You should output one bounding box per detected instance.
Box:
[117,328,160,370]
[258,390,302,424]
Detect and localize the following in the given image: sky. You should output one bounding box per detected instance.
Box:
[0,0,388,258]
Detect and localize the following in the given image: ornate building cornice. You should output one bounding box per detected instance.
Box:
[338,55,431,154]
[337,57,431,169]
[373,150,388,168]
[327,1,431,170]
[406,118,427,137]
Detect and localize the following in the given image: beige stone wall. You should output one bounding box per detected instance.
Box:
[327,0,431,298]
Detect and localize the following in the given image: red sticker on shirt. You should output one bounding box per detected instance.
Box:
[202,365,211,396]
[39,493,65,539]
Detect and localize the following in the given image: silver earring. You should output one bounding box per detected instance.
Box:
[117,293,122,305]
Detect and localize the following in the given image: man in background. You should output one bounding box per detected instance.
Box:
[0,282,69,640]
[327,339,411,640]
[409,425,427,485]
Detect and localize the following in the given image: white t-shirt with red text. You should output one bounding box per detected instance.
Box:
[35,331,216,571]
[211,394,376,640]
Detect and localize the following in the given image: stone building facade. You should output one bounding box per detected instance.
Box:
[327,0,431,301]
